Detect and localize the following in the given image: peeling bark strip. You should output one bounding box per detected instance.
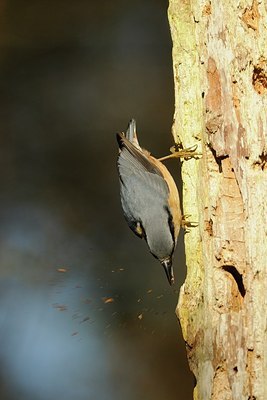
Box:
[168,1,267,399]
[241,0,260,31]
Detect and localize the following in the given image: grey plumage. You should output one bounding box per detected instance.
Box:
[117,120,176,279]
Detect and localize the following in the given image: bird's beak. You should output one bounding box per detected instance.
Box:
[161,259,174,285]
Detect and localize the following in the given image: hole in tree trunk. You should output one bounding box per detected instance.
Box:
[222,265,246,297]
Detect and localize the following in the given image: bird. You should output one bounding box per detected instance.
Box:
[116,119,198,285]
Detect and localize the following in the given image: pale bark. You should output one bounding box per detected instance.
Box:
[168,1,267,399]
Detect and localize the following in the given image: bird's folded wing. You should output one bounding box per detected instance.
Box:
[117,133,163,178]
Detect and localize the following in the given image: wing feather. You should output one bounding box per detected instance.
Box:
[117,133,164,178]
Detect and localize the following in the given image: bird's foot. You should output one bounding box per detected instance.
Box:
[181,215,198,233]
[158,144,201,162]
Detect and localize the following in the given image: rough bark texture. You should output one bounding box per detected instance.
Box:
[168,1,267,399]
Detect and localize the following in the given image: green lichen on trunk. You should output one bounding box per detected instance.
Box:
[169,1,267,399]
[168,0,204,381]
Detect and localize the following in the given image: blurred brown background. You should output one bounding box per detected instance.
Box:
[0,1,193,399]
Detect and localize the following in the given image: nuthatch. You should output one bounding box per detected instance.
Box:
[117,119,198,285]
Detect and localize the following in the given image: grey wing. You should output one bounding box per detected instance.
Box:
[117,145,169,238]
[117,133,164,177]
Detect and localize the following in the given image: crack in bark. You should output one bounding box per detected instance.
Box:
[208,145,229,172]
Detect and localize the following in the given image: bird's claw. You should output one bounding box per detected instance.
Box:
[181,215,198,233]
[170,143,198,153]
[158,144,201,162]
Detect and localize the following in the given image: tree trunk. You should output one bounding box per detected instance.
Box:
[168,1,267,399]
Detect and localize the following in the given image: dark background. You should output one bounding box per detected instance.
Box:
[0,1,193,399]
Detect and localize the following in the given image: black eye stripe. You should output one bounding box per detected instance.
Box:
[126,218,147,240]
[139,220,147,241]
[164,206,175,253]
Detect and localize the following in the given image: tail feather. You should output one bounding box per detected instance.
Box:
[126,119,136,142]
[125,119,141,149]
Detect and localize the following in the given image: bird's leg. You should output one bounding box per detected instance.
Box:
[181,214,198,233]
[158,144,202,162]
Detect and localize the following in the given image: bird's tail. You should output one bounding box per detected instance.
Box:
[126,119,140,149]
